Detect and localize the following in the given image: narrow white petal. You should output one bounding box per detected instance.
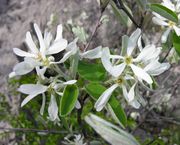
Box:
[95,84,118,112]
[13,48,35,57]
[9,72,16,78]
[173,25,180,36]
[144,61,170,76]
[40,93,46,115]
[34,23,46,55]
[55,24,63,41]
[46,39,68,55]
[152,17,168,26]
[111,63,126,77]
[130,64,153,84]
[18,84,47,95]
[44,30,53,48]
[63,80,77,85]
[127,83,136,102]
[13,61,34,75]
[134,45,158,62]
[48,94,58,121]
[127,28,141,56]
[161,27,171,43]
[81,46,102,59]
[101,47,113,74]
[25,32,39,53]
[21,93,37,107]
[75,100,81,109]
[58,51,74,63]
[137,36,143,51]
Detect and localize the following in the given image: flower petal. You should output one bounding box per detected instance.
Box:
[55,24,63,41]
[173,25,180,36]
[40,93,46,115]
[48,94,58,121]
[161,27,171,43]
[127,28,141,56]
[34,23,46,55]
[13,48,35,57]
[130,64,153,84]
[80,46,102,59]
[144,60,170,76]
[13,61,35,75]
[18,84,47,95]
[46,39,68,55]
[21,94,38,107]
[111,63,126,77]
[75,100,81,109]
[25,32,39,53]
[152,17,168,26]
[63,80,77,85]
[95,84,118,112]
[127,83,136,102]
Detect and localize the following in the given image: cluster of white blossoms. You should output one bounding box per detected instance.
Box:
[152,0,180,43]
[10,23,170,121]
[95,29,170,111]
[10,23,102,122]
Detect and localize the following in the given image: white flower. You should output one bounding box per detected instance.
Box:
[10,23,68,77]
[95,75,140,111]
[152,0,180,43]
[101,29,153,85]
[18,79,77,121]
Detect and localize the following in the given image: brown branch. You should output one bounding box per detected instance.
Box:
[0,127,76,134]
[84,12,103,52]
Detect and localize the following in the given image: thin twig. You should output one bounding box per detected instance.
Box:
[84,12,103,52]
[0,127,75,134]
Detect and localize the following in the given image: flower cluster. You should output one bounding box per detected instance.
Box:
[95,29,170,111]
[10,24,170,123]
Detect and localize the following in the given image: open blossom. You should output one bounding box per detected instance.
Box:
[9,23,68,77]
[18,79,76,121]
[152,0,180,43]
[96,29,170,111]
[101,29,153,84]
[95,74,141,111]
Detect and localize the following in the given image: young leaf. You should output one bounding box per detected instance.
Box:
[85,114,140,145]
[150,4,178,23]
[78,61,107,82]
[110,1,132,27]
[72,26,89,44]
[173,32,180,56]
[59,84,79,117]
[85,82,127,127]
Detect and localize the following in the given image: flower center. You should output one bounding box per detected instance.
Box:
[168,21,175,27]
[124,56,132,65]
[116,76,124,85]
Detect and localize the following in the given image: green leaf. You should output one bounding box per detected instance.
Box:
[150,3,178,23]
[72,26,89,44]
[59,84,79,117]
[110,1,132,27]
[85,83,127,127]
[78,61,107,82]
[173,32,180,56]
